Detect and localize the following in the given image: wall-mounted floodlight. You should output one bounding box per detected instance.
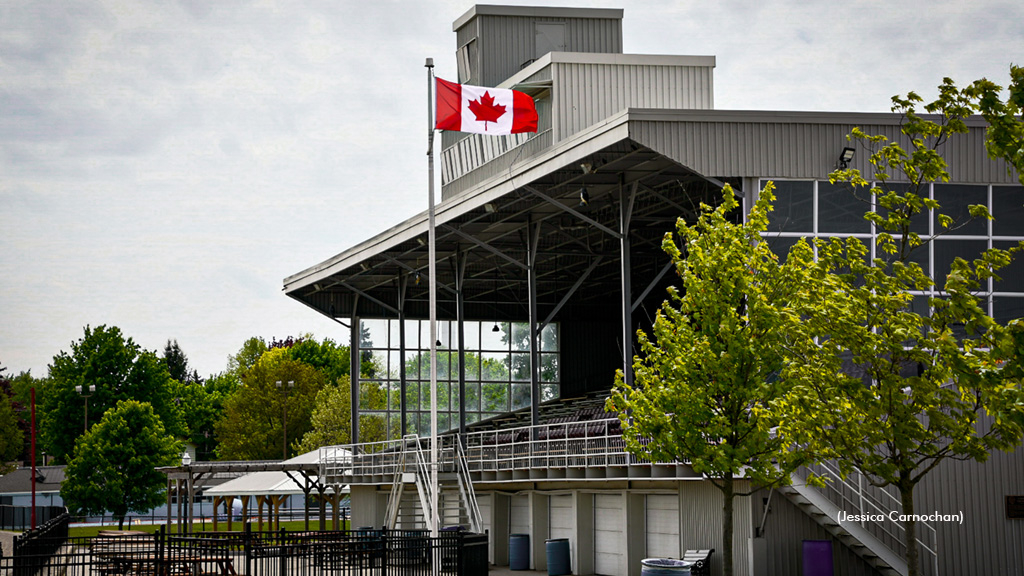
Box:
[484,203,497,213]
[839,147,856,168]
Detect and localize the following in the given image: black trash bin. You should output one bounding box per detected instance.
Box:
[509,533,530,570]
[545,538,570,575]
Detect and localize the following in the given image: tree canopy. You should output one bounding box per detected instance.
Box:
[215,348,325,460]
[60,400,180,529]
[773,70,1024,576]
[42,325,185,462]
[608,185,814,576]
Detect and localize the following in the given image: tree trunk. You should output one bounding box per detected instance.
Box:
[899,485,919,576]
[723,472,734,576]
[117,514,125,530]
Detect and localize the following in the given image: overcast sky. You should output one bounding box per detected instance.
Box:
[3,0,1022,378]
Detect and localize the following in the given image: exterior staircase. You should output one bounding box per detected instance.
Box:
[383,435,483,533]
[776,462,938,576]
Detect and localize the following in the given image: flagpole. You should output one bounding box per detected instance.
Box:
[425,57,440,540]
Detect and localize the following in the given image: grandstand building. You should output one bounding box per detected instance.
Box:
[284,5,1024,575]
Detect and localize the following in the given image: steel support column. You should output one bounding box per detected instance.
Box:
[527,218,542,432]
[620,180,636,389]
[455,251,468,439]
[350,309,360,446]
[398,276,408,437]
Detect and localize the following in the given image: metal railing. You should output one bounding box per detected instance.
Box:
[0,524,487,576]
[320,418,662,482]
[796,461,939,576]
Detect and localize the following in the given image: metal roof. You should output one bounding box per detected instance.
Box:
[286,108,1019,324]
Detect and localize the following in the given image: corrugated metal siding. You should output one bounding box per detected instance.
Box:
[631,119,1020,184]
[476,15,622,88]
[755,488,883,576]
[553,63,714,142]
[914,443,1024,575]
[680,480,753,576]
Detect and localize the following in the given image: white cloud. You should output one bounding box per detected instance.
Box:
[2,0,1022,376]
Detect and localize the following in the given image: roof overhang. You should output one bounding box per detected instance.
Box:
[284,108,1015,324]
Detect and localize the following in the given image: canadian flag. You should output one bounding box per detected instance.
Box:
[435,77,538,135]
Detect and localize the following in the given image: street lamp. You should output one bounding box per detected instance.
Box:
[275,380,295,460]
[75,384,95,434]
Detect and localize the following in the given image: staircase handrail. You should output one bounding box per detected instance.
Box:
[452,437,484,533]
[796,460,938,575]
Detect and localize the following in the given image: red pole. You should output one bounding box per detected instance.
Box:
[31,387,37,530]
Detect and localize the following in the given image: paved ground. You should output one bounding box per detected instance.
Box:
[486,566,549,576]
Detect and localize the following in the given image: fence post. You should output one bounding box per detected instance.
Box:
[278,528,287,576]
[244,522,253,576]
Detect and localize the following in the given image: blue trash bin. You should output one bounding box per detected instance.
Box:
[546,538,570,575]
[509,533,530,570]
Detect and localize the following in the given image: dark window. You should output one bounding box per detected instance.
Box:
[875,181,930,235]
[765,180,813,233]
[819,181,871,234]
[993,296,1024,324]
[992,186,1024,237]
[934,239,988,289]
[993,240,1024,293]
[934,184,988,236]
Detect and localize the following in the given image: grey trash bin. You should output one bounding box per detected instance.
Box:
[641,558,692,576]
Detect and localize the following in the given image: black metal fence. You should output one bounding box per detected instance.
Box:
[0,506,68,531]
[0,523,488,576]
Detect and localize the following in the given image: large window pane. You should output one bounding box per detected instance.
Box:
[994,296,1024,324]
[482,353,510,380]
[993,241,1024,292]
[762,235,802,262]
[482,383,508,412]
[511,353,530,381]
[876,182,929,235]
[511,322,531,351]
[934,239,988,289]
[992,186,1024,237]
[766,180,813,233]
[541,354,559,382]
[540,324,559,351]
[934,184,988,236]
[511,383,531,410]
[819,181,871,234]
[481,323,508,350]
[363,319,388,349]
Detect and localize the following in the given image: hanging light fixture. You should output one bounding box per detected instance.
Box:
[492,322,501,332]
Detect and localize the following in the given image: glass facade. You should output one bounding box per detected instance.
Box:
[761,180,1024,323]
[358,319,560,439]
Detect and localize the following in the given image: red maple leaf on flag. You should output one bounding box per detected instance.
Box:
[467,91,506,130]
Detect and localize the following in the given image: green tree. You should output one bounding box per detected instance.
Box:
[295,375,389,453]
[215,348,324,460]
[61,400,180,529]
[42,325,185,462]
[607,185,813,576]
[226,337,268,380]
[774,72,1024,576]
[0,364,25,469]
